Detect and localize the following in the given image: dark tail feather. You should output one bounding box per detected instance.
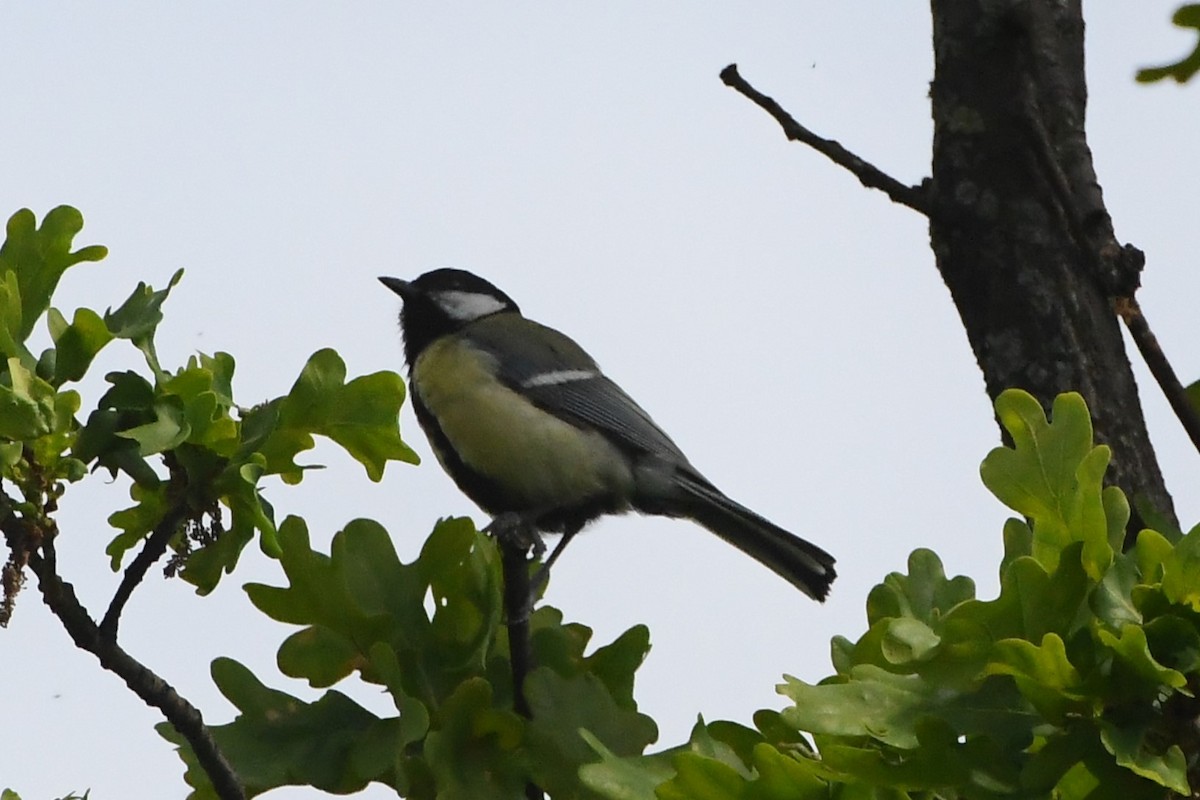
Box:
[661,476,836,601]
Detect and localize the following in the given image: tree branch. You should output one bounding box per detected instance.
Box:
[489,516,545,800]
[100,502,187,639]
[1115,296,1200,457]
[24,531,244,800]
[719,63,930,215]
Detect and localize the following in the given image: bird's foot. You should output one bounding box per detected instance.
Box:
[484,513,546,561]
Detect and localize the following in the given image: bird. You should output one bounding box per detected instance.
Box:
[379,268,836,601]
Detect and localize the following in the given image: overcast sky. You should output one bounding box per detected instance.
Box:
[3,4,1198,798]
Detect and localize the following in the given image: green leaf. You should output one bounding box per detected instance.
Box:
[74,409,160,486]
[656,752,745,800]
[174,455,277,595]
[259,349,418,482]
[1162,522,1200,611]
[277,626,364,688]
[524,668,658,797]
[585,624,652,710]
[0,271,32,367]
[104,268,182,341]
[116,398,190,455]
[818,735,999,793]
[968,547,1090,644]
[987,634,1085,722]
[1001,517,1034,574]
[31,389,82,474]
[106,482,171,569]
[1137,4,1200,83]
[1090,553,1141,631]
[670,721,755,781]
[1102,486,1130,554]
[749,743,828,799]
[0,357,58,440]
[980,390,1113,579]
[865,548,976,627]
[579,730,673,800]
[424,678,528,800]
[0,206,107,344]
[881,617,941,665]
[1142,614,1200,675]
[366,642,431,747]
[48,306,114,385]
[244,516,500,704]
[160,354,239,454]
[1018,723,1097,795]
[1095,624,1188,694]
[74,370,161,483]
[1099,720,1190,794]
[1134,528,1173,584]
[161,657,398,797]
[777,662,1032,753]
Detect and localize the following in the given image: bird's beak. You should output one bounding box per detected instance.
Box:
[378,276,412,300]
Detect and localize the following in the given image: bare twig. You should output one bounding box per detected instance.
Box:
[499,537,535,720]
[1116,297,1200,455]
[2,481,241,798]
[25,536,244,800]
[490,516,545,800]
[100,503,187,639]
[720,63,930,215]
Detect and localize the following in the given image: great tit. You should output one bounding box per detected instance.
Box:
[380,268,836,601]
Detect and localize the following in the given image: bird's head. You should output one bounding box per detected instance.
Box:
[379,268,521,365]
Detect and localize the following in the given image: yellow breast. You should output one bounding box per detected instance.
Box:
[412,336,633,509]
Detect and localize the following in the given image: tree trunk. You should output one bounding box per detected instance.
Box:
[928,0,1176,537]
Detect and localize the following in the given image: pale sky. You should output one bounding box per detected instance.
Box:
[3,4,1198,798]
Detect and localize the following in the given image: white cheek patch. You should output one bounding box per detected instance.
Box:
[520,369,599,388]
[434,289,508,321]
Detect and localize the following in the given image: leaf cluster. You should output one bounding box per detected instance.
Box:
[160,516,658,799]
[0,206,419,620]
[584,391,1200,799]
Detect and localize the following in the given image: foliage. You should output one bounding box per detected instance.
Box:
[1138,4,1200,83]
[157,378,1200,800]
[584,390,1200,799]
[8,206,1200,798]
[158,516,657,799]
[0,206,419,625]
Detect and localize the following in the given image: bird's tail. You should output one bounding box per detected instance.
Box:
[651,473,836,601]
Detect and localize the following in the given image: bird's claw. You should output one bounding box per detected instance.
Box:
[484,513,546,560]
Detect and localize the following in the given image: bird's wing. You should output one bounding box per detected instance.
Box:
[465,315,689,460]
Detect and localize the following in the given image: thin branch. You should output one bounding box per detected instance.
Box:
[720,63,930,215]
[490,516,545,800]
[25,534,244,800]
[1115,296,1200,455]
[499,537,534,720]
[100,503,187,639]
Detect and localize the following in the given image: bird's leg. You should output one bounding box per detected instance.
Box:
[484,511,582,601]
[530,523,581,595]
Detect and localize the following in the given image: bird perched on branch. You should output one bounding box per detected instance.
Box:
[380,268,835,601]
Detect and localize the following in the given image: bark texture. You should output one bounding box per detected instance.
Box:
[928,0,1176,535]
